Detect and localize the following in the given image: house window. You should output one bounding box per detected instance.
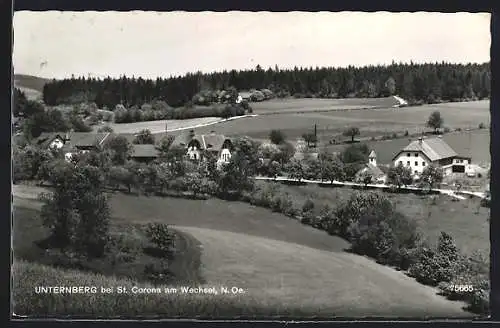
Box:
[407,153,411,157]
[415,161,418,166]
[406,161,410,166]
[414,153,418,157]
[422,162,426,166]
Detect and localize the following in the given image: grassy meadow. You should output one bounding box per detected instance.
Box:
[254,181,490,257]
[166,100,489,142]
[12,185,474,318]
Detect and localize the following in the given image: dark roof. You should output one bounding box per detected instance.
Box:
[34,132,67,148]
[34,132,112,150]
[130,144,159,158]
[395,137,457,162]
[171,132,194,148]
[70,132,111,148]
[174,132,231,151]
[357,163,385,178]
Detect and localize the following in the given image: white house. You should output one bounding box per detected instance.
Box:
[173,131,234,167]
[392,137,471,177]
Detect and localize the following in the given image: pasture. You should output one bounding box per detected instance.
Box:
[250,97,401,114]
[177,100,489,141]
[12,185,472,318]
[256,181,490,257]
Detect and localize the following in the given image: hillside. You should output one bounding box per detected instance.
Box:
[12,185,471,317]
[13,74,52,101]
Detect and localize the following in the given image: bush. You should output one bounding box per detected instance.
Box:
[145,223,176,259]
[269,130,286,145]
[302,199,315,214]
[404,130,409,137]
[408,232,460,286]
[408,248,456,285]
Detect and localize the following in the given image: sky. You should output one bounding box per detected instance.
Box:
[13,11,491,80]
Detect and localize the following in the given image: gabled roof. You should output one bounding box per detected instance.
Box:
[34,132,67,148]
[70,132,111,148]
[357,163,385,178]
[394,137,457,162]
[368,150,376,158]
[35,132,111,149]
[175,132,232,152]
[130,144,159,158]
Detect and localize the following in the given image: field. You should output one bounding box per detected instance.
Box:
[12,185,472,317]
[94,116,225,134]
[171,100,489,141]
[254,181,490,257]
[250,97,402,114]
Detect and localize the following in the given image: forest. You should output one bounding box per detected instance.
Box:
[41,62,491,109]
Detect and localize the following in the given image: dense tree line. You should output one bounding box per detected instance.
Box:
[42,62,490,109]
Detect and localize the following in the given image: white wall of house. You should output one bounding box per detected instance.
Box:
[369,156,377,166]
[187,146,201,160]
[219,148,231,163]
[49,138,64,149]
[393,151,431,175]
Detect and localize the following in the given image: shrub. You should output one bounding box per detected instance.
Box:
[302,199,315,214]
[408,232,460,286]
[269,130,286,145]
[145,223,176,259]
[404,130,409,137]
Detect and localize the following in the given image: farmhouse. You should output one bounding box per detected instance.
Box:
[171,131,233,166]
[392,137,472,177]
[35,132,112,161]
[355,150,386,184]
[129,144,160,163]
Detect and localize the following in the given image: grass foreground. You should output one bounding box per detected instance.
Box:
[12,183,476,319]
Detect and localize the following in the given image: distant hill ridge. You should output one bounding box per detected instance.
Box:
[14,74,53,93]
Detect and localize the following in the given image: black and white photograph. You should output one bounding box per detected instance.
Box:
[11,11,491,319]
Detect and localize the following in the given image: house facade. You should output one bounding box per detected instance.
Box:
[172,132,234,167]
[392,137,472,177]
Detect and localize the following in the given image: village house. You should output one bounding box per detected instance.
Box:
[392,136,472,177]
[129,144,160,163]
[171,131,233,166]
[355,150,386,184]
[35,132,112,161]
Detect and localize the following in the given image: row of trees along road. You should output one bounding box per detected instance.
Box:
[42,62,490,109]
